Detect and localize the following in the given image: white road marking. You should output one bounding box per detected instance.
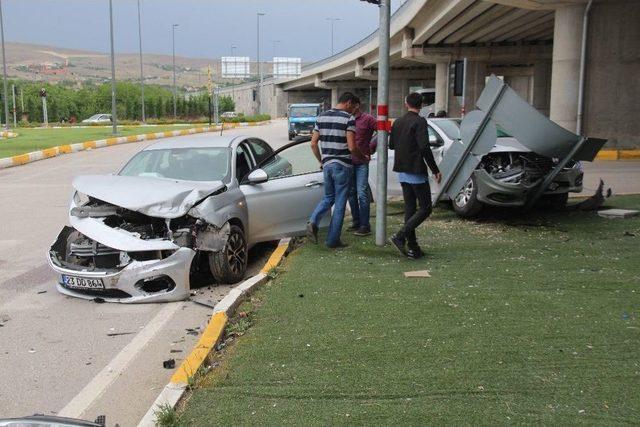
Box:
[57,302,183,419]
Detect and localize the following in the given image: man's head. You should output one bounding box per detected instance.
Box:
[405,93,423,112]
[337,92,359,114]
[436,110,447,118]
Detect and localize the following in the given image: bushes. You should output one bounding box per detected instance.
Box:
[222,114,271,123]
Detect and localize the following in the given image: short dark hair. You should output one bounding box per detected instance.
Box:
[405,92,423,109]
[436,110,447,118]
[338,92,359,105]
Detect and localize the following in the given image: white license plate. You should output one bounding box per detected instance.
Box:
[63,275,105,290]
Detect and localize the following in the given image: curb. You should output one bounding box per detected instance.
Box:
[138,238,291,427]
[596,149,640,160]
[0,121,271,170]
[0,131,18,139]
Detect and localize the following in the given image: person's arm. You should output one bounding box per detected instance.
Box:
[346,116,365,160]
[415,118,442,182]
[310,130,322,164]
[368,115,378,153]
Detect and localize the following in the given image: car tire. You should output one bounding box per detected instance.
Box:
[544,193,569,210]
[209,225,247,284]
[288,132,295,141]
[452,175,483,218]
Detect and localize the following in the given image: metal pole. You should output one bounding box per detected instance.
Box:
[375,0,390,247]
[42,94,48,126]
[108,0,117,135]
[576,0,593,135]
[172,24,178,119]
[326,18,340,56]
[231,45,236,100]
[256,13,265,115]
[461,57,467,117]
[11,83,15,127]
[137,0,145,122]
[0,0,9,129]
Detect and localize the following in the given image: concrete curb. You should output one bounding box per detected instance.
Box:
[596,149,640,160]
[137,238,291,427]
[0,131,18,139]
[0,121,271,170]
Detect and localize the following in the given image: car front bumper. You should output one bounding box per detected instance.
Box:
[474,167,583,207]
[48,227,195,303]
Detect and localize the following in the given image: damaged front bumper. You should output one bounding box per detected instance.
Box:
[48,226,195,303]
[475,167,583,207]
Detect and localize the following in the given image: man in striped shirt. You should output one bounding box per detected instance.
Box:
[307,92,365,249]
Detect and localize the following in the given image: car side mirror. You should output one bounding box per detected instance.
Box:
[247,168,268,185]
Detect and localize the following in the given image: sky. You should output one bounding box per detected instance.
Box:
[2,0,405,62]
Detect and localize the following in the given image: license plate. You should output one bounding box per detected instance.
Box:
[62,275,105,290]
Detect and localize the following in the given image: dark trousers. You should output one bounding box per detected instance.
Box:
[399,182,433,246]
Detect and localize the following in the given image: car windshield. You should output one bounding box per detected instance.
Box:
[87,114,102,120]
[119,148,230,182]
[289,106,318,118]
[433,119,461,140]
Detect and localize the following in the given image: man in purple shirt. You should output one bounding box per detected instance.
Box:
[347,99,377,236]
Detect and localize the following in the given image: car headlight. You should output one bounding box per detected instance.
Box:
[73,191,90,206]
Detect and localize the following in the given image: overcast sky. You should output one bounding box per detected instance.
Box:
[2,0,405,61]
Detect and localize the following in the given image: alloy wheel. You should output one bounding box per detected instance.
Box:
[455,179,474,208]
[225,232,246,275]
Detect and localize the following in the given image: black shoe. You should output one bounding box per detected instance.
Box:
[306,222,318,244]
[353,227,371,237]
[406,244,425,260]
[347,224,360,231]
[327,241,349,249]
[389,234,406,255]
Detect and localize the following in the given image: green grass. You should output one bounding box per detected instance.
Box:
[180,196,640,425]
[0,125,190,158]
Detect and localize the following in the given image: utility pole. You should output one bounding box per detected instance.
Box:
[108,0,117,135]
[272,40,281,59]
[375,0,390,246]
[172,23,179,119]
[230,45,237,101]
[137,0,145,122]
[207,65,213,126]
[11,83,15,127]
[256,12,265,115]
[0,0,9,129]
[326,18,340,56]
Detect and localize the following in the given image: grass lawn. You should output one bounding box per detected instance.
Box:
[0,125,189,158]
[179,196,640,425]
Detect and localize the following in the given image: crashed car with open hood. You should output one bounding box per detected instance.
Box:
[48,135,327,303]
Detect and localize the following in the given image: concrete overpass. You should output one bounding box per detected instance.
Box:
[222,0,639,147]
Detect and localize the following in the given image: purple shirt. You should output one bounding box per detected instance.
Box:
[352,112,377,165]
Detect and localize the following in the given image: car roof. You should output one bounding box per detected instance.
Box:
[143,134,246,151]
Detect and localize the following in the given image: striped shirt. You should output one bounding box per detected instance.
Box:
[314,109,356,167]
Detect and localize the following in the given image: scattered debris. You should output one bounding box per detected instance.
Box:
[163,359,176,369]
[298,294,304,298]
[169,349,183,354]
[28,348,36,354]
[404,270,431,278]
[37,290,47,295]
[107,332,135,337]
[238,311,248,318]
[93,297,105,304]
[598,209,640,219]
[564,180,609,211]
[186,328,200,336]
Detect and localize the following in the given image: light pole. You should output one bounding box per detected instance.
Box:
[375,0,390,246]
[256,12,265,115]
[108,0,117,135]
[326,18,340,56]
[230,45,237,101]
[172,23,179,119]
[272,40,281,59]
[0,0,10,129]
[137,0,145,122]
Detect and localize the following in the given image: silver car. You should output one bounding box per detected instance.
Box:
[48,135,326,303]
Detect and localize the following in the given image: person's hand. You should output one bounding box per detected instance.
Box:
[434,172,443,184]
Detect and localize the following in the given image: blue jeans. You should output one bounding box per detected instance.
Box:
[310,162,353,247]
[348,163,371,230]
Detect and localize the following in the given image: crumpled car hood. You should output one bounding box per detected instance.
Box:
[73,175,225,219]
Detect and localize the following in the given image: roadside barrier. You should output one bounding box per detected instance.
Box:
[0,121,270,170]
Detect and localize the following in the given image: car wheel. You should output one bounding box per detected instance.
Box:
[288,132,295,141]
[452,175,483,218]
[209,225,247,284]
[544,193,569,210]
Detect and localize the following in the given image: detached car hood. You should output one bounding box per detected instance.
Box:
[73,175,225,219]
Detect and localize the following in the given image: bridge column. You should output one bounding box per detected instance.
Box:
[434,62,448,114]
[549,4,585,132]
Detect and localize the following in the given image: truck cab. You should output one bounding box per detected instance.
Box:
[287,103,323,140]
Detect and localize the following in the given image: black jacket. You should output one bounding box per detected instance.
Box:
[389,111,440,176]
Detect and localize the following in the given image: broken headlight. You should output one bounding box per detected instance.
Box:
[73,191,90,207]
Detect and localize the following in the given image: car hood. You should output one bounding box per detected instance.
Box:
[72,174,226,219]
[490,137,530,153]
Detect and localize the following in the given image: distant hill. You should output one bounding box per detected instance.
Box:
[3,42,257,89]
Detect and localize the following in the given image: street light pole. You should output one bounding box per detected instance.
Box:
[172,24,179,119]
[108,0,117,135]
[0,0,10,129]
[375,0,391,246]
[326,18,340,56]
[230,45,236,100]
[256,12,265,115]
[272,40,280,59]
[137,0,145,123]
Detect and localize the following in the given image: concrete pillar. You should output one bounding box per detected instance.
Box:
[533,60,551,116]
[331,87,339,106]
[435,62,448,114]
[549,4,585,132]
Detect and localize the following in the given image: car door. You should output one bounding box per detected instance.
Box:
[240,140,327,244]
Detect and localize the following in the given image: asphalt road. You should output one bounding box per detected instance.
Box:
[0,120,291,424]
[0,118,638,424]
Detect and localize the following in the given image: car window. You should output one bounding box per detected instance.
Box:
[261,143,319,179]
[248,138,274,165]
[236,144,253,182]
[427,126,444,146]
[119,148,230,182]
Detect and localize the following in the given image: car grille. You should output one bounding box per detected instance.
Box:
[294,122,314,132]
[70,240,119,257]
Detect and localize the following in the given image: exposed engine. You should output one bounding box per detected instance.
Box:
[479,152,562,185]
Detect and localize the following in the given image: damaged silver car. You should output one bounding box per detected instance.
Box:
[48,135,326,303]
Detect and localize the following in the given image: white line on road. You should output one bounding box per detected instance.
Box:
[57,302,183,419]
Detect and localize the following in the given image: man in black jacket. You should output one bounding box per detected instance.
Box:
[388,92,442,259]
